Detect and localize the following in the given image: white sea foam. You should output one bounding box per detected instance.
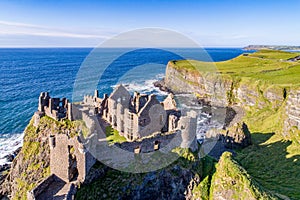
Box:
[115,74,168,97]
[0,133,23,165]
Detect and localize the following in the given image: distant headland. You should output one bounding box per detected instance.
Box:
[243,45,300,51]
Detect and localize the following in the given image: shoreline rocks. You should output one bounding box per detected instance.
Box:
[153,78,171,93]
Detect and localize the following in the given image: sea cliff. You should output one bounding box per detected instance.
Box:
[164,50,300,142]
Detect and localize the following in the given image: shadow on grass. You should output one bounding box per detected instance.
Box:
[235,132,300,199]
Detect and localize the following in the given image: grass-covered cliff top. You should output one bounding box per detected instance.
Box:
[170,50,300,86]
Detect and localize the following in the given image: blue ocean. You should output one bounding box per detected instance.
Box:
[0,48,252,164]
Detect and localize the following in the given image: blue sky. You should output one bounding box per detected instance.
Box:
[0,0,299,47]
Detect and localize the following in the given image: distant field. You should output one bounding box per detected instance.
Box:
[171,50,300,86]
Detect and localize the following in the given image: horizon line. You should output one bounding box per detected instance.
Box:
[0,46,246,49]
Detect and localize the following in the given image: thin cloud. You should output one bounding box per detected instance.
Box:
[0,20,112,39]
[0,20,46,28]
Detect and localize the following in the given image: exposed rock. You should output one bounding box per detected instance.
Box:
[164,62,300,142]
[164,63,201,95]
[153,78,171,93]
[284,90,300,141]
[3,147,21,163]
[83,162,108,185]
[164,62,231,106]
[220,122,252,149]
[287,55,300,62]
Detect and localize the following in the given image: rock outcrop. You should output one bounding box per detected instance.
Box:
[165,61,231,106]
[210,152,277,200]
[220,122,252,149]
[0,118,51,199]
[284,90,300,141]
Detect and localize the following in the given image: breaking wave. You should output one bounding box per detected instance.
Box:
[0,133,23,165]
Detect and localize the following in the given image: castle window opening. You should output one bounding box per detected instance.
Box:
[121,120,124,132]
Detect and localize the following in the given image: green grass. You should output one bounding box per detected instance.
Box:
[246,49,298,60]
[236,133,300,200]
[210,152,278,200]
[105,126,127,145]
[170,50,300,86]
[234,92,300,199]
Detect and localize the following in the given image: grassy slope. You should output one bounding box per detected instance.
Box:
[171,50,300,86]
[210,152,277,200]
[172,50,300,199]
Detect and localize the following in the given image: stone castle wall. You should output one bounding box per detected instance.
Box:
[27,174,58,200]
[49,134,96,183]
[37,92,69,121]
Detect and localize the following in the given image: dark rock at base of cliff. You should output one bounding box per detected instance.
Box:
[197,98,211,107]
[224,107,236,128]
[220,122,252,149]
[0,163,11,200]
[3,147,21,163]
[0,147,21,186]
[153,78,172,93]
[0,164,10,174]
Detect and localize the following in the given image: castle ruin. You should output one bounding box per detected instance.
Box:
[80,85,181,141]
[29,85,198,199]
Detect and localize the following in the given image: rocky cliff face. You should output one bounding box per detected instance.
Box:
[284,90,300,141]
[219,122,252,149]
[164,61,300,141]
[0,118,51,199]
[165,62,231,106]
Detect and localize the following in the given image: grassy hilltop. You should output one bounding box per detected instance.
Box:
[172,50,300,85]
[171,50,300,86]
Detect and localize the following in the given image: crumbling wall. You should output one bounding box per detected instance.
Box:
[49,134,95,183]
[38,92,68,121]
